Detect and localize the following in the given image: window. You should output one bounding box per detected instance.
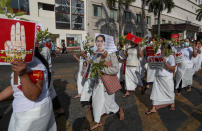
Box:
[10,0,29,14]
[146,16,151,25]
[93,5,102,17]
[56,13,70,29]
[110,9,117,21]
[155,18,158,25]
[55,0,70,13]
[168,21,172,24]
[162,19,166,24]
[38,3,54,11]
[136,14,141,23]
[125,11,131,22]
[55,0,70,29]
[72,0,84,30]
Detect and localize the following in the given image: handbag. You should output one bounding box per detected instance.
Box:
[101,74,122,95]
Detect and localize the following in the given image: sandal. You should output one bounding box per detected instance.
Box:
[170,107,175,111]
[145,111,156,115]
[122,94,130,98]
[122,91,130,98]
[186,86,192,92]
[73,94,81,99]
[90,123,103,130]
[170,104,175,111]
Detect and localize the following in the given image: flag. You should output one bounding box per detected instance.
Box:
[126,33,142,44]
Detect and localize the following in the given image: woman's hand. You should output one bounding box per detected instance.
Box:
[101,51,108,59]
[163,57,167,64]
[163,57,176,72]
[11,60,27,76]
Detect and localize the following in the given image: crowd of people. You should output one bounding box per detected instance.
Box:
[0,32,201,131]
[73,35,202,130]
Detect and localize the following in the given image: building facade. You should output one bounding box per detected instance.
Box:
[87,0,202,41]
[0,0,87,48]
[1,0,202,47]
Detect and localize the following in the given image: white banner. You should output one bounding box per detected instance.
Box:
[94,33,117,53]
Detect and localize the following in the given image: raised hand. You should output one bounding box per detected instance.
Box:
[4,22,26,61]
[11,60,27,76]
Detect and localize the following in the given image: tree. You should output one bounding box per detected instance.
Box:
[0,0,13,16]
[36,29,52,45]
[0,0,27,18]
[95,4,118,40]
[141,0,147,37]
[147,0,174,37]
[196,4,202,21]
[106,0,136,39]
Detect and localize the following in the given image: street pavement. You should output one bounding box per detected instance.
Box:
[0,54,202,131]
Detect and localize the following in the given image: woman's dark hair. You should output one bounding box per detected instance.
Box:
[95,35,105,42]
[34,47,51,88]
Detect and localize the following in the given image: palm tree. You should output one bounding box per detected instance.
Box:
[196,4,202,21]
[141,0,147,37]
[106,0,136,39]
[147,0,174,37]
[95,4,118,39]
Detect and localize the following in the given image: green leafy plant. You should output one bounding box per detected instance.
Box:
[140,37,147,47]
[162,41,173,57]
[36,29,51,44]
[0,0,27,20]
[119,35,130,48]
[90,61,106,78]
[83,35,94,55]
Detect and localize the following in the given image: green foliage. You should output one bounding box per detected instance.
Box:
[119,35,130,47]
[0,0,27,19]
[147,0,174,36]
[90,61,106,78]
[83,35,94,55]
[147,0,175,16]
[36,29,51,44]
[140,37,147,47]
[162,41,173,57]
[200,39,202,44]
[15,11,27,16]
[107,0,136,9]
[196,4,202,21]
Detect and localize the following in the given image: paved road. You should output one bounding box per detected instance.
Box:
[0,55,202,131]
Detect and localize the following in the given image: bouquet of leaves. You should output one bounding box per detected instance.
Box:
[119,35,130,48]
[36,29,51,44]
[140,37,147,48]
[83,35,94,55]
[162,41,173,57]
[90,60,106,79]
[171,39,185,48]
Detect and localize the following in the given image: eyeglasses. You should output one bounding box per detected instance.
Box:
[96,40,104,43]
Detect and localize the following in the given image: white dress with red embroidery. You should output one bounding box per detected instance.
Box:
[8,57,57,131]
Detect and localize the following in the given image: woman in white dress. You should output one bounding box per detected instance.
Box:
[192,41,201,73]
[91,35,124,130]
[123,41,143,98]
[73,51,88,99]
[0,47,57,131]
[146,44,176,114]
[175,39,197,94]
[144,38,158,92]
